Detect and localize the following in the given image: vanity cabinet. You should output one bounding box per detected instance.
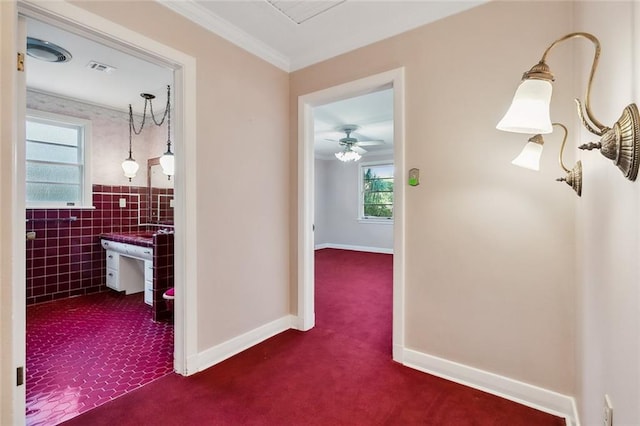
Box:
[101,240,153,305]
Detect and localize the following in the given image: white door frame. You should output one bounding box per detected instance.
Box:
[297,68,406,361]
[11,1,199,421]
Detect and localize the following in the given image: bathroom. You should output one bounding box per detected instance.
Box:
[24,16,176,425]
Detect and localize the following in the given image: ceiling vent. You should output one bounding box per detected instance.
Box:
[266,0,346,24]
[26,37,72,63]
[86,61,117,74]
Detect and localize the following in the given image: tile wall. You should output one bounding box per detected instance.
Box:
[152,233,175,322]
[26,184,173,306]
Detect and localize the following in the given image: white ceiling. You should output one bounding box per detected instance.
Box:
[160,0,485,72]
[25,1,483,159]
[314,88,393,158]
[26,18,173,113]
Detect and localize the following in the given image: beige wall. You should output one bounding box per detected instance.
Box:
[10,0,640,423]
[291,1,577,394]
[574,2,640,424]
[1,2,19,423]
[65,1,291,350]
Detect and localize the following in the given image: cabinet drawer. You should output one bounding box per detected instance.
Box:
[106,268,119,291]
[106,250,119,270]
[144,280,153,306]
[144,261,153,282]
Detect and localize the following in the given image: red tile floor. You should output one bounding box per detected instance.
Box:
[26,291,174,425]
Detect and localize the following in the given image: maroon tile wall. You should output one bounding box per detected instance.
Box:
[26,184,154,305]
[152,233,175,322]
[150,187,174,224]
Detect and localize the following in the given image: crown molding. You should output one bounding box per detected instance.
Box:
[157,0,291,72]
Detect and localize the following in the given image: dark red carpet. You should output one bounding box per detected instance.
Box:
[63,249,565,425]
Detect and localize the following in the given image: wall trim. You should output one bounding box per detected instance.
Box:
[196,315,296,372]
[403,348,579,426]
[315,243,393,254]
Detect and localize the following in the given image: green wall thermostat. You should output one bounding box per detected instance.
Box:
[408,168,420,186]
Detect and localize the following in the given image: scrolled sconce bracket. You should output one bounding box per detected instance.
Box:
[579,104,640,181]
[556,161,583,197]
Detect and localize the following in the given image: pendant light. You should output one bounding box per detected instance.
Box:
[159,86,174,178]
[123,86,173,181]
[122,104,140,181]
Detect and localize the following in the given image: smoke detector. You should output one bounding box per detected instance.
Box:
[26,37,72,63]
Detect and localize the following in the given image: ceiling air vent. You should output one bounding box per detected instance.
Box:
[266,0,346,24]
[86,61,117,74]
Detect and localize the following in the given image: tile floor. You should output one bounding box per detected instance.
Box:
[26,291,174,425]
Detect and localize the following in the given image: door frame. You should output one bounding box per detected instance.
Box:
[297,68,406,361]
[10,1,199,421]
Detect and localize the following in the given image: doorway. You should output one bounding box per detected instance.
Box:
[11,1,198,422]
[297,69,406,362]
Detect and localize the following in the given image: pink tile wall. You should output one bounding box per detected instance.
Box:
[26,184,150,305]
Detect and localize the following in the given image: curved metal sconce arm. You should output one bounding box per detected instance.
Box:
[520,32,640,181]
[551,122,582,196]
[535,32,606,135]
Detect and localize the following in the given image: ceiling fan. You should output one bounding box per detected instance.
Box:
[329,124,385,162]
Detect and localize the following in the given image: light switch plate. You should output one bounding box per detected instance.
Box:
[119,198,126,208]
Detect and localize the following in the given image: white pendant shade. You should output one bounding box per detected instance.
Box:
[497,79,553,134]
[512,141,544,171]
[121,158,139,179]
[160,152,175,176]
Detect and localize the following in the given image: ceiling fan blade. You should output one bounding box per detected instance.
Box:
[352,146,367,154]
[355,140,385,146]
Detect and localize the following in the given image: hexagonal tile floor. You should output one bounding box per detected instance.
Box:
[26,292,173,425]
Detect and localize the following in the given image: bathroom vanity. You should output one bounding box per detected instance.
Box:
[101,238,153,305]
[100,230,174,322]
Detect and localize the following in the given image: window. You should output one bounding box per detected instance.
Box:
[26,110,92,208]
[360,162,394,221]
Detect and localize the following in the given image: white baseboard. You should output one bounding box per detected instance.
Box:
[403,349,579,426]
[196,315,296,372]
[314,243,393,254]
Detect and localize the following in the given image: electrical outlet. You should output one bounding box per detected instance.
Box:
[604,394,613,426]
[119,198,126,208]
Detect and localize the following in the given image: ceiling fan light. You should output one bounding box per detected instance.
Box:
[335,149,361,162]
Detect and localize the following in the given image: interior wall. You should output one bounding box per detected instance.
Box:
[0,1,20,423]
[574,2,640,424]
[26,90,165,187]
[314,158,329,246]
[291,1,577,395]
[315,154,394,251]
[67,1,291,352]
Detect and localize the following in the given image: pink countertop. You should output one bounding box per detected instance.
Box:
[100,231,154,247]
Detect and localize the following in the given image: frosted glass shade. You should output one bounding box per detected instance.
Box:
[160,152,175,176]
[335,150,361,162]
[121,158,139,179]
[512,141,544,171]
[497,79,553,134]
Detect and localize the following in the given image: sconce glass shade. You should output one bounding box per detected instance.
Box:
[335,149,361,162]
[512,139,544,171]
[497,79,554,134]
[160,151,175,176]
[121,157,139,180]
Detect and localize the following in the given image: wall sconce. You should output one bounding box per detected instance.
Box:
[497,32,640,182]
[512,123,582,196]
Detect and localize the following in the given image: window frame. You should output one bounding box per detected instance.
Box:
[25,109,93,209]
[358,160,394,224]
